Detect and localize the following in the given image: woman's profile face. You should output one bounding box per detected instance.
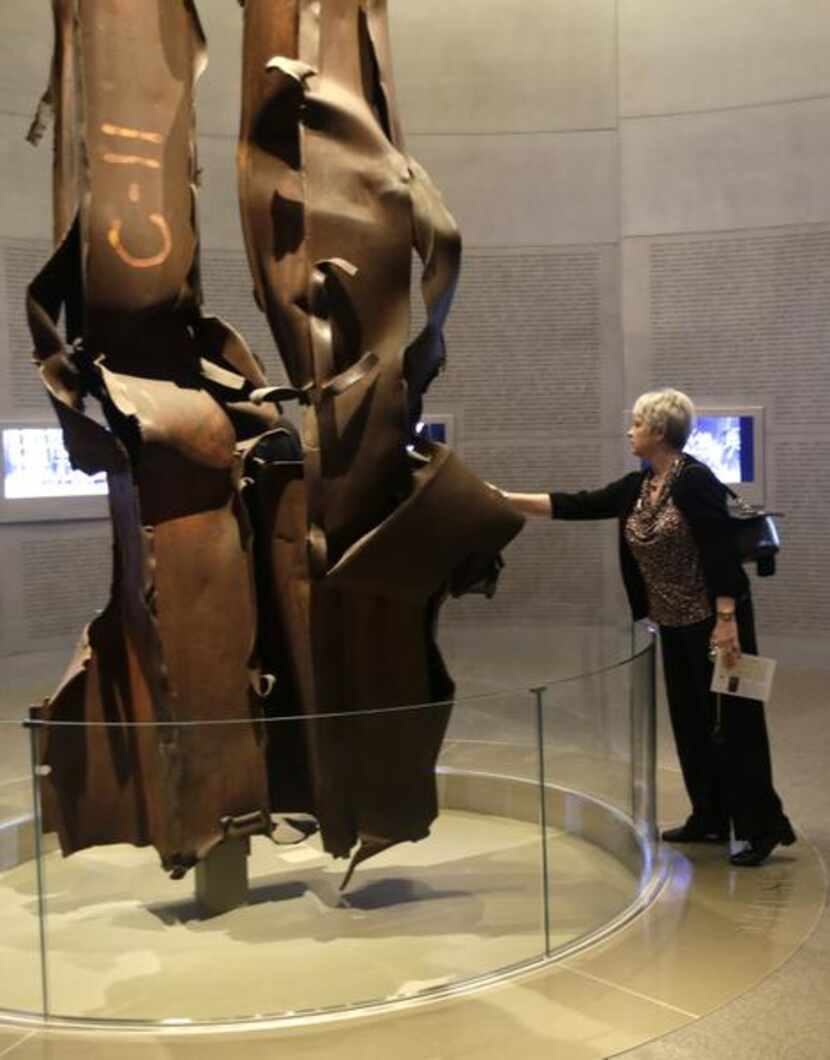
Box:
[627,414,661,459]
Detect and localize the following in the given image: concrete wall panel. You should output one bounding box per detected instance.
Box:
[0,3,51,121]
[622,98,830,237]
[390,0,617,134]
[620,0,830,118]
[1,116,52,241]
[412,132,619,247]
[194,2,242,138]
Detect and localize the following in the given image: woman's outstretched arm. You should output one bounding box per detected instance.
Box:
[501,492,553,518]
[496,472,640,521]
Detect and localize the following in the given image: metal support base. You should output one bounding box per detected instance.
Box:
[194,837,250,917]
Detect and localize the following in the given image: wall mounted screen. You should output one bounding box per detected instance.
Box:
[628,405,766,506]
[3,428,108,499]
[416,414,456,449]
[684,406,765,505]
[684,415,752,486]
[0,424,109,523]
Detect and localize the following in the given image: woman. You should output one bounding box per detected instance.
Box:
[502,388,794,867]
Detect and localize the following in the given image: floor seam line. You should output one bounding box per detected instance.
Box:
[564,966,700,1019]
[0,1031,37,1059]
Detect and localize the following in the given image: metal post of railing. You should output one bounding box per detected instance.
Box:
[24,719,50,1020]
[629,627,641,831]
[532,686,552,958]
[644,630,658,841]
[630,624,658,841]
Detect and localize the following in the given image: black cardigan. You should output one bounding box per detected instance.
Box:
[550,455,749,622]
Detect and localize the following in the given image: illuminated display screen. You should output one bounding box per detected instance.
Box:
[683,415,755,485]
[416,419,447,444]
[2,428,108,499]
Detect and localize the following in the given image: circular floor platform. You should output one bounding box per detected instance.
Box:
[0,763,824,1060]
[0,800,639,1022]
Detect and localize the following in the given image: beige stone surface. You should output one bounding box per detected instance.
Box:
[0,809,822,1059]
[0,970,689,1060]
[564,839,823,1014]
[0,808,638,1022]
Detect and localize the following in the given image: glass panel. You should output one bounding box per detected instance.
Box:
[29,691,545,1022]
[436,689,548,974]
[0,568,106,1020]
[540,646,657,956]
[436,615,647,703]
[12,640,658,1024]
[543,662,634,815]
[0,720,46,1018]
[629,638,658,841]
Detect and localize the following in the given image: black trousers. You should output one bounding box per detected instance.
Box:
[659,596,784,840]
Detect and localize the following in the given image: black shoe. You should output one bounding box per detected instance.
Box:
[661,817,729,844]
[730,817,797,867]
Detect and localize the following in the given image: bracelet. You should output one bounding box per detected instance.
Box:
[716,610,736,622]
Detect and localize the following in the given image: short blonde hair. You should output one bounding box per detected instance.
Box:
[633,388,695,449]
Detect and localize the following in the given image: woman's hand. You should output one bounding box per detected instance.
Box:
[711,616,741,669]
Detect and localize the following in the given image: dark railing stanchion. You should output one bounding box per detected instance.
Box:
[532,686,552,958]
[25,720,50,1021]
[629,626,659,841]
[645,633,658,841]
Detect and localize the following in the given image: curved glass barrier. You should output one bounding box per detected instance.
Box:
[0,631,658,1026]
